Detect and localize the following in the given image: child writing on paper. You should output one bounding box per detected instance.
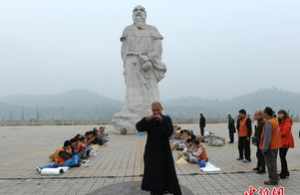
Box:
[193,140,208,162]
[177,139,208,164]
[37,140,80,173]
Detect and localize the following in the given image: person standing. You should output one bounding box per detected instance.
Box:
[260,107,281,185]
[136,102,182,195]
[199,113,206,136]
[236,109,252,162]
[227,114,236,143]
[253,111,266,174]
[278,110,295,179]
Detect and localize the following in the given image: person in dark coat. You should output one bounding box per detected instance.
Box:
[136,102,182,195]
[253,111,266,174]
[227,114,236,143]
[199,113,206,136]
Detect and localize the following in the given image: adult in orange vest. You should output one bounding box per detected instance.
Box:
[260,107,281,185]
[278,110,295,179]
[236,109,252,162]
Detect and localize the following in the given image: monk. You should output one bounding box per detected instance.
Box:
[136,102,182,195]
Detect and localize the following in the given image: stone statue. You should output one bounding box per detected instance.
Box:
[112,5,167,134]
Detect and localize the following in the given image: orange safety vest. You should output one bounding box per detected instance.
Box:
[260,118,282,150]
[239,118,248,137]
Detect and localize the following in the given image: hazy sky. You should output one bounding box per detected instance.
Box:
[1,0,300,100]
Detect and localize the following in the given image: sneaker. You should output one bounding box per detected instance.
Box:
[236,158,243,161]
[243,159,251,163]
[253,167,259,171]
[81,162,90,167]
[81,159,89,164]
[36,167,42,174]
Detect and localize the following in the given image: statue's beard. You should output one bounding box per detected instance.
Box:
[133,15,146,29]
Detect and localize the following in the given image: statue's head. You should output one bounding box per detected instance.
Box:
[132,5,147,27]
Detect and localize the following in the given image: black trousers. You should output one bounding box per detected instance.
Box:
[256,146,265,171]
[229,130,234,143]
[238,136,251,160]
[264,149,279,183]
[279,148,289,175]
[200,127,205,136]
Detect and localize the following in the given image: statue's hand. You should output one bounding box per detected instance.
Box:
[142,61,152,72]
[139,54,149,62]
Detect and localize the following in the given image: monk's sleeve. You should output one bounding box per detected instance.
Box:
[164,116,174,138]
[136,117,150,132]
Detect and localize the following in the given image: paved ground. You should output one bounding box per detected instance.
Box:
[0,123,299,195]
[86,181,194,195]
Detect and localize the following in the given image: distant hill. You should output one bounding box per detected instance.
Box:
[0,90,121,121]
[0,88,299,122]
[165,88,300,122]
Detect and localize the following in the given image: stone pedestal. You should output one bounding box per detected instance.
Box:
[112,110,141,134]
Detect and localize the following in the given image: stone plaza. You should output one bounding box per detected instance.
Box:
[0,123,299,195]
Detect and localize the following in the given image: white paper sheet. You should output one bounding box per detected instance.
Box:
[40,167,69,175]
[200,162,221,172]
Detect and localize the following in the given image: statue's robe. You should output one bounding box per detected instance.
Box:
[112,24,166,132]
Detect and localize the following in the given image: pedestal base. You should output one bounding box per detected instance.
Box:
[112,110,141,134]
